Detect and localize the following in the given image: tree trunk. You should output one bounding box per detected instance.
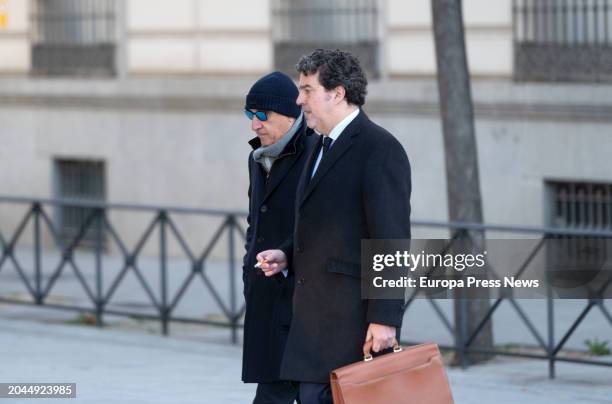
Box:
[431,0,494,365]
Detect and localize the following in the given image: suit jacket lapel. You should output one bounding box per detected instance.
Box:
[296,133,322,206]
[262,147,301,202]
[299,111,363,208]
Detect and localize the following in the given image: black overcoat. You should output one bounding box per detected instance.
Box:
[278,111,412,383]
[242,121,316,383]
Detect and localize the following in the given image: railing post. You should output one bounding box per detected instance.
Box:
[547,279,556,379]
[228,215,238,344]
[159,210,169,336]
[33,203,42,305]
[95,208,104,328]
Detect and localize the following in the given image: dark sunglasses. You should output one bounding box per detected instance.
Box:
[244,109,268,121]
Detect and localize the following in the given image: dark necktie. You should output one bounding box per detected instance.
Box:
[322,136,333,157]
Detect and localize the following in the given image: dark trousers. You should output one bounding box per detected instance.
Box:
[253,381,300,404]
[298,383,332,404]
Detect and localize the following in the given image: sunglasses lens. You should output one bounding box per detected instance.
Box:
[245,109,268,121]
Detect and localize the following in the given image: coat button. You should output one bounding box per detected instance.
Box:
[260,205,268,213]
[297,278,305,285]
[256,237,264,243]
[296,245,303,253]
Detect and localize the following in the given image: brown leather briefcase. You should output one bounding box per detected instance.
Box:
[330,342,453,404]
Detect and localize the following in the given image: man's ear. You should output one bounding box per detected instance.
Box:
[332,85,346,104]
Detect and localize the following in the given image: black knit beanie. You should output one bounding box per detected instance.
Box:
[245,71,301,119]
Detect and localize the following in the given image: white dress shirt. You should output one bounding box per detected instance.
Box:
[311,108,360,177]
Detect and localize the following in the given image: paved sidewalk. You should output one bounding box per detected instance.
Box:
[0,317,611,403]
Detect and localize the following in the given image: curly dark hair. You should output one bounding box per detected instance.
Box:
[295,48,367,106]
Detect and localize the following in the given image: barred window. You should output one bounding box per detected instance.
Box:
[30,0,117,76]
[54,159,106,247]
[513,0,612,82]
[272,0,381,78]
[548,181,612,229]
[546,181,612,280]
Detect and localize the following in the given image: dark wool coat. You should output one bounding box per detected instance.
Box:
[278,111,412,383]
[242,121,317,383]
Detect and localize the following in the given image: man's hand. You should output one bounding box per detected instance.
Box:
[256,249,287,277]
[363,323,397,356]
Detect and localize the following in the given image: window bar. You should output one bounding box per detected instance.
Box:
[543,0,549,43]
[577,186,586,228]
[55,0,62,46]
[79,0,86,45]
[531,0,536,42]
[593,186,599,229]
[533,0,540,42]
[551,0,557,44]
[558,186,568,227]
[585,185,593,228]
[572,0,578,44]
[569,183,576,227]
[61,0,68,46]
[605,0,610,44]
[594,188,603,229]
[562,0,568,45]
[603,186,609,229]
[583,0,589,44]
[594,0,600,44]
[606,186,612,229]
[523,0,529,42]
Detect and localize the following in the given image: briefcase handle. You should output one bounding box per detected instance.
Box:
[363,338,402,362]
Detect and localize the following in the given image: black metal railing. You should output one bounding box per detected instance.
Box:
[0,196,247,343]
[408,221,612,378]
[513,0,612,82]
[1,196,611,378]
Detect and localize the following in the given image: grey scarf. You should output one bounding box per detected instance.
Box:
[252,113,303,173]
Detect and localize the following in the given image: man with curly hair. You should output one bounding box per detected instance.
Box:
[257,49,412,404]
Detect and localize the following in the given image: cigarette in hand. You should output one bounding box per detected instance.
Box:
[254,259,267,268]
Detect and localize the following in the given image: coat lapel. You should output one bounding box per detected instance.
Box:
[249,123,310,205]
[296,133,322,206]
[262,147,301,202]
[299,110,363,208]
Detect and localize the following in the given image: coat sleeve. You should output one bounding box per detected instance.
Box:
[277,234,294,275]
[243,154,254,283]
[362,135,412,328]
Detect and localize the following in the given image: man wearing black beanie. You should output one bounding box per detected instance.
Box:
[242,71,317,404]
